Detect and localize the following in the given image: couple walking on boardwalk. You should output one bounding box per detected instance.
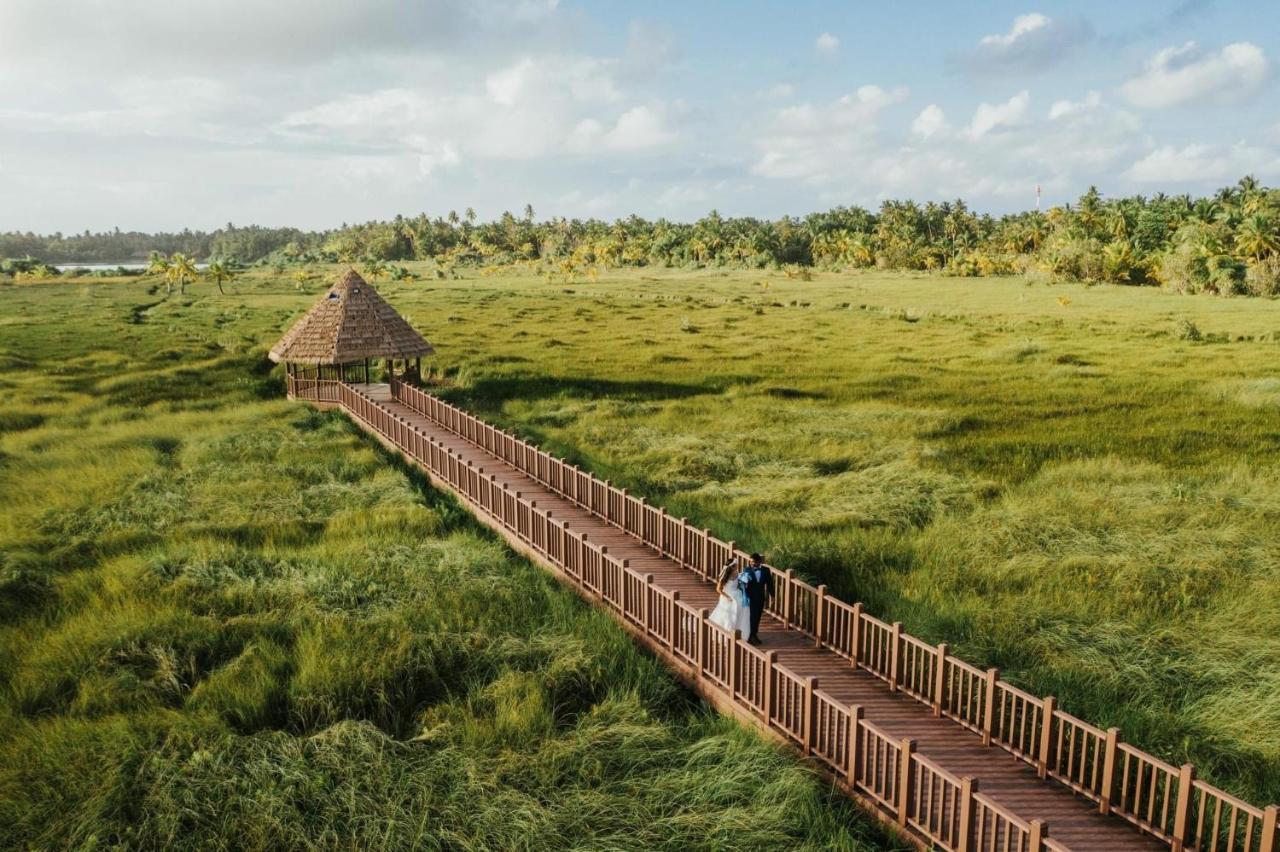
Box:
[709,553,774,645]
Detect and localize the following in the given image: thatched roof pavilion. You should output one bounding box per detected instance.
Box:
[272,269,433,399]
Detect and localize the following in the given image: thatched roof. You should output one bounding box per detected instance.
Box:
[269,269,434,365]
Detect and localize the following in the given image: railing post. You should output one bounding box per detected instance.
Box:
[1098,726,1119,814]
[982,667,999,746]
[678,517,688,565]
[957,777,977,852]
[730,630,741,697]
[1171,763,1195,851]
[783,568,794,628]
[814,584,827,647]
[1028,819,1046,851]
[696,609,709,680]
[702,529,712,578]
[803,676,819,755]
[762,650,777,725]
[896,738,916,826]
[889,622,902,692]
[1261,805,1278,852]
[846,704,864,785]
[851,602,863,667]
[643,574,654,634]
[933,642,949,717]
[1037,695,1056,779]
[668,591,679,651]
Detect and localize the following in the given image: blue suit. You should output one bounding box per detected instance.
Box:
[737,563,774,642]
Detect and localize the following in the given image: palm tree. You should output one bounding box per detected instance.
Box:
[1235,215,1279,261]
[204,260,237,295]
[146,250,168,278]
[164,253,199,295]
[363,258,389,281]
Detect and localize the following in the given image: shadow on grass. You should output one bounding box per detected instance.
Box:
[445,375,717,412]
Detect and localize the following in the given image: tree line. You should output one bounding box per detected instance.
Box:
[4,177,1279,295]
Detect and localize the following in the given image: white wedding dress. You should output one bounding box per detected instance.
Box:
[709,587,752,637]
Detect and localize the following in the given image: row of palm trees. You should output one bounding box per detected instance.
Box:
[9,177,1279,296]
[267,178,1278,295]
[145,251,237,295]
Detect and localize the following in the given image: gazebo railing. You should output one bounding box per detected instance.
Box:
[378,375,1280,852]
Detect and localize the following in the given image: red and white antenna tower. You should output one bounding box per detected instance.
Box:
[1036,183,1041,212]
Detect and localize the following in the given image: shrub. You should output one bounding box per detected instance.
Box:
[1245,255,1280,296]
[1175,318,1202,341]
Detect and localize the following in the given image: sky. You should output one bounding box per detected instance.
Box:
[1,0,1278,233]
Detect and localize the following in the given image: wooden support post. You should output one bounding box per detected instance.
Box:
[668,591,680,650]
[1260,805,1278,852]
[702,529,712,577]
[933,642,949,717]
[1098,726,1119,815]
[814,584,827,647]
[763,650,778,725]
[982,667,1000,746]
[1037,696,1056,779]
[679,517,688,565]
[851,602,863,666]
[957,777,977,852]
[730,630,741,697]
[643,574,654,635]
[696,609,709,680]
[896,738,916,826]
[783,569,794,629]
[846,704,864,785]
[803,676,819,755]
[1171,763,1195,851]
[889,621,903,692]
[1026,819,1047,850]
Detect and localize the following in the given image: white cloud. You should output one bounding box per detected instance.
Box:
[815,33,840,55]
[606,105,677,149]
[752,85,908,180]
[967,90,1030,139]
[278,52,671,172]
[0,0,563,71]
[750,83,1151,211]
[761,83,794,100]
[1023,93,1141,171]
[1121,41,1269,108]
[981,13,1051,47]
[911,105,950,139]
[958,12,1092,74]
[1125,143,1280,182]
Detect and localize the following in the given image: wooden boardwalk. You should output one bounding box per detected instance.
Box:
[311,380,1272,852]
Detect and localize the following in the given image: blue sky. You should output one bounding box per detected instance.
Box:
[1,0,1277,232]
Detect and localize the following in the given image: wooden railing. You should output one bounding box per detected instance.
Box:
[346,378,1279,852]
[286,373,340,403]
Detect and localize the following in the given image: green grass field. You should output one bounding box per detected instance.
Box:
[2,265,1279,845]
[0,273,895,849]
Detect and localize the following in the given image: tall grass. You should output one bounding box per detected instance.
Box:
[373,264,1280,805]
[0,277,893,849]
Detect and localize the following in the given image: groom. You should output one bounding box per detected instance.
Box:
[737,553,773,645]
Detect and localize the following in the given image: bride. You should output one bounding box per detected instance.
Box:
[708,558,752,637]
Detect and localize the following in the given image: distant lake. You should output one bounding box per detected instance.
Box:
[54,262,208,271]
